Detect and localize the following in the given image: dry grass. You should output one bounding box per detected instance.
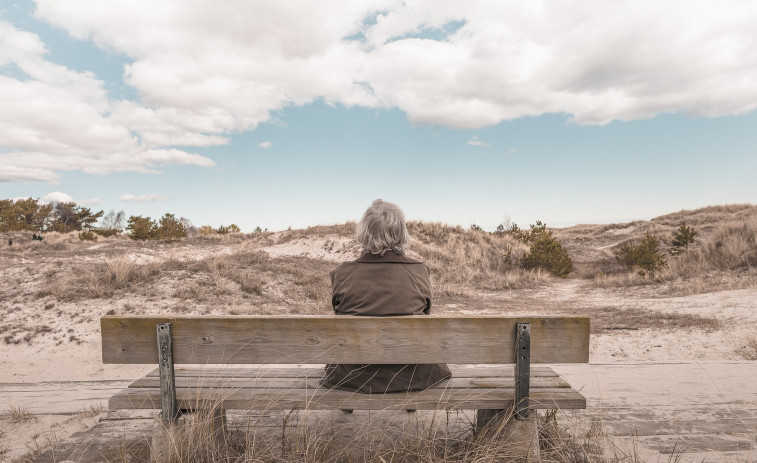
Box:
[581,306,720,333]
[144,406,610,463]
[2,405,36,424]
[736,332,757,360]
[588,206,757,294]
[408,222,544,295]
[276,222,356,244]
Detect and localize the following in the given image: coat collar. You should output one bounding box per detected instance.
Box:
[354,251,423,264]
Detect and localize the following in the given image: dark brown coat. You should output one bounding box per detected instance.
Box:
[321,251,452,393]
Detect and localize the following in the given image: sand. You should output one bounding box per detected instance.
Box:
[1,232,756,461]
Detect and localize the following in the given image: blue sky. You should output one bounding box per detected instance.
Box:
[2,1,756,231]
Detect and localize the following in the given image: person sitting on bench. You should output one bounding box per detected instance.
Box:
[321,199,451,394]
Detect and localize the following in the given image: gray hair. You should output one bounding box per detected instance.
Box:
[357,199,409,256]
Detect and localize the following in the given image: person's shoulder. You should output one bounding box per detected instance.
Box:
[354,251,424,264]
[330,260,359,279]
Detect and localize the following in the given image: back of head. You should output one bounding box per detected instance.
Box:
[357,199,408,256]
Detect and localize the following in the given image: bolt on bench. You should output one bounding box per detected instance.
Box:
[101,315,589,446]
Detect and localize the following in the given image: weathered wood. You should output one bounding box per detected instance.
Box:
[515,322,531,420]
[475,408,505,434]
[146,365,562,379]
[156,323,178,424]
[129,374,571,390]
[101,315,590,365]
[109,385,586,411]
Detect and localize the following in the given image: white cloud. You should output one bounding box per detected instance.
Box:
[38,191,101,206]
[40,191,75,204]
[467,135,490,147]
[0,20,217,182]
[2,1,757,182]
[119,193,169,202]
[258,141,272,148]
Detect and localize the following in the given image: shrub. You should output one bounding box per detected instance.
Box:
[126,215,157,240]
[614,232,666,272]
[198,225,215,236]
[671,221,697,254]
[78,230,98,241]
[94,228,120,237]
[156,213,187,241]
[520,221,573,277]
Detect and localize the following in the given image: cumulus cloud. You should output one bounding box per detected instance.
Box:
[40,191,75,204]
[0,20,216,182]
[3,1,757,182]
[39,191,101,206]
[467,135,490,147]
[258,141,272,148]
[119,193,169,202]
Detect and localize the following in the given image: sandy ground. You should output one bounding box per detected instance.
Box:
[1,233,756,461]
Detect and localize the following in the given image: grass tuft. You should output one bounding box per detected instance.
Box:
[3,404,36,424]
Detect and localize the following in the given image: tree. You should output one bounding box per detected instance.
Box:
[101,210,126,232]
[179,217,196,236]
[615,232,666,272]
[155,213,186,241]
[671,222,697,254]
[0,198,51,231]
[50,202,103,232]
[520,221,573,277]
[126,215,157,240]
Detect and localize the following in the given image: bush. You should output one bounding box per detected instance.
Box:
[126,215,157,240]
[78,230,98,241]
[520,221,573,277]
[198,225,215,236]
[94,228,120,237]
[156,213,187,241]
[671,221,697,254]
[614,232,666,272]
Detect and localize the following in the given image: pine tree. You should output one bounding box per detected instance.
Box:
[671,222,697,254]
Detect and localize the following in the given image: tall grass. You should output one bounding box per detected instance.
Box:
[146,406,608,463]
[593,210,757,294]
[408,222,544,294]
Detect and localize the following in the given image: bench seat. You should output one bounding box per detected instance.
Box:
[109,365,585,411]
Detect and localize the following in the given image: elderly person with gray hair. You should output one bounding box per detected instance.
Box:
[321,199,452,394]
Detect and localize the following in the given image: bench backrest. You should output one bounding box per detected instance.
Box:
[101,315,589,365]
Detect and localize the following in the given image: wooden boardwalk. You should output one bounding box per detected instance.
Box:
[2,361,755,462]
[556,362,757,462]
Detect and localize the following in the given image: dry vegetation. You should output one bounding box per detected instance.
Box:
[557,204,757,294]
[124,405,613,463]
[2,205,756,462]
[1,204,756,347]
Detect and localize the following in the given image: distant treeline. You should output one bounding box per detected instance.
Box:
[0,197,246,241]
[0,197,102,233]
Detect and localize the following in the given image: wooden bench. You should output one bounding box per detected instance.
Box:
[101,315,589,446]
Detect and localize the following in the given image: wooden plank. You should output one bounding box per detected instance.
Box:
[514,322,531,419]
[128,375,571,390]
[108,386,586,411]
[146,365,561,378]
[156,322,178,423]
[101,315,590,365]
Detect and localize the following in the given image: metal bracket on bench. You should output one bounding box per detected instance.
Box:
[157,322,178,424]
[514,322,531,420]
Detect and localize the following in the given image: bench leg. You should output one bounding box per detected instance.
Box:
[151,415,186,462]
[476,409,540,462]
[150,408,229,462]
[208,406,229,446]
